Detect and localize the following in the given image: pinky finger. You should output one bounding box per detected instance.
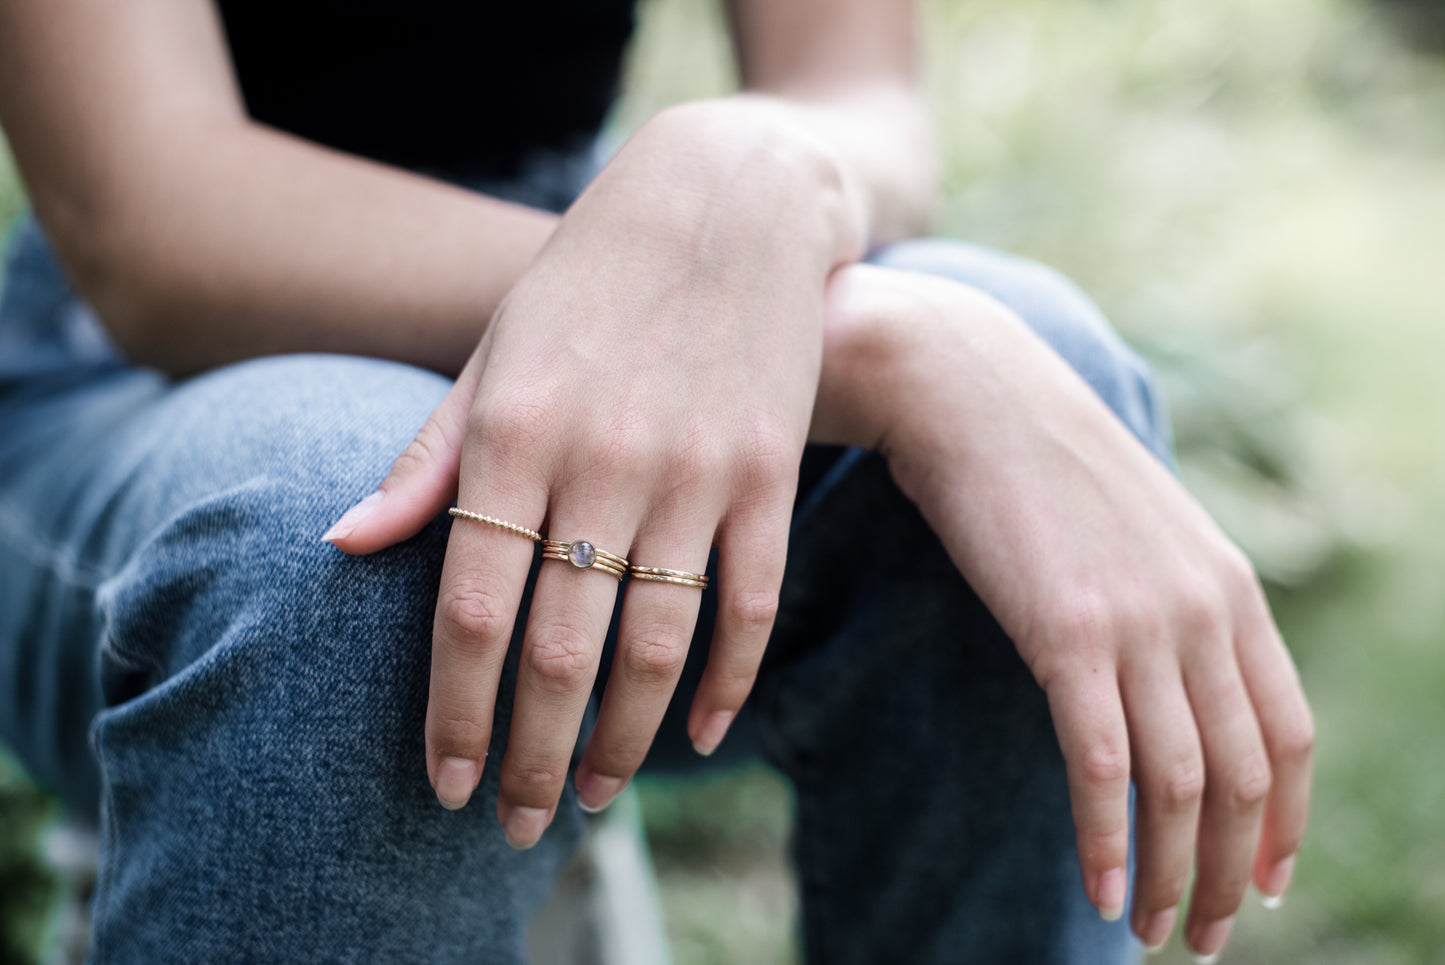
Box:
[688,498,791,756]
[1045,664,1133,922]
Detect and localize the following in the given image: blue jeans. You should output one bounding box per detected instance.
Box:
[0,198,1170,962]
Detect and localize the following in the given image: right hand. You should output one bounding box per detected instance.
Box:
[815,264,1315,960]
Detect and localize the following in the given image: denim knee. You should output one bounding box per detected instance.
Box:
[870,238,1174,465]
[81,356,576,961]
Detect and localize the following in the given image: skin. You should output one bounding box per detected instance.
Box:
[0,0,1313,958]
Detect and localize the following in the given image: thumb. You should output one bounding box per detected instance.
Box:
[322,366,479,555]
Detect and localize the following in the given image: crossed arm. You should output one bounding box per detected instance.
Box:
[0,0,1312,959]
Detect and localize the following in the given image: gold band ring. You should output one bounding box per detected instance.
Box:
[540,539,629,579]
[447,508,541,542]
[628,565,709,589]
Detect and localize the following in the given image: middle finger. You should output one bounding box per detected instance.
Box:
[496,503,635,848]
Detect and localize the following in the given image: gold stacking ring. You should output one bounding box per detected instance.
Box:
[541,539,629,579]
[447,508,541,542]
[628,565,709,589]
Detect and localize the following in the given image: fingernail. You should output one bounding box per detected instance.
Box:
[1189,915,1234,963]
[1096,866,1127,922]
[501,805,551,849]
[1141,907,1177,953]
[435,757,478,810]
[576,770,627,814]
[321,491,383,542]
[692,710,734,756]
[1260,854,1295,909]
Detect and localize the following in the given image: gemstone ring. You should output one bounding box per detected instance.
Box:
[540,539,628,579]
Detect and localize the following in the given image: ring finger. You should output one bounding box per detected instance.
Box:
[575,519,714,812]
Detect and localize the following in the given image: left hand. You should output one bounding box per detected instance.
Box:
[326,101,862,844]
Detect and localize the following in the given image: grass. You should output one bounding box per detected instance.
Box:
[4,0,1445,961]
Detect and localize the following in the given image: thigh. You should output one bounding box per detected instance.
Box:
[0,325,581,961]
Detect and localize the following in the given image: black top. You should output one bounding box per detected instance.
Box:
[217,0,638,178]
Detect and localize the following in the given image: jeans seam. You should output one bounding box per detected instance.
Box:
[0,497,110,590]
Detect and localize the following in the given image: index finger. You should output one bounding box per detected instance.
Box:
[1045,660,1133,923]
[426,464,546,810]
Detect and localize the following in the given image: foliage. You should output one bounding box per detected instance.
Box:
[0,752,59,965]
[4,0,1445,961]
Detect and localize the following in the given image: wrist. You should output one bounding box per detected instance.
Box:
[616,99,868,274]
[812,264,923,449]
[812,264,1030,454]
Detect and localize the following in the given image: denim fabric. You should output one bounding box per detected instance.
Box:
[0,193,1168,961]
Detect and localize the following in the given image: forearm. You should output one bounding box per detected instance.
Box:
[43,120,557,377]
[27,96,894,379]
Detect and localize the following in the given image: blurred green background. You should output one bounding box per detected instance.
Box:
[3,0,1444,962]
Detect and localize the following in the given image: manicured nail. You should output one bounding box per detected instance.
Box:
[1260,854,1295,909]
[501,805,550,850]
[321,491,383,542]
[692,710,735,756]
[1141,907,1177,953]
[576,769,627,814]
[1189,915,1234,963]
[435,757,478,810]
[1096,866,1127,921]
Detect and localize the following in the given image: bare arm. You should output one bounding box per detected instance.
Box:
[724,0,936,244]
[0,0,930,376]
[0,0,556,375]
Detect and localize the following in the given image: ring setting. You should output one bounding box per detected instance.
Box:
[541,539,628,579]
[448,508,708,589]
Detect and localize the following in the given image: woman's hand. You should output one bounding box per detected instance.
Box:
[325,102,862,845]
[815,265,1314,961]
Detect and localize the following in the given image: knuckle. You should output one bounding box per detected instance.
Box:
[676,421,731,481]
[437,580,513,650]
[1044,587,1116,651]
[1150,868,1191,908]
[1224,754,1273,812]
[390,421,450,481]
[1078,826,1129,863]
[726,589,780,637]
[733,420,796,494]
[1276,709,1317,764]
[1173,580,1227,639]
[1205,870,1254,911]
[1219,542,1263,599]
[586,408,657,483]
[1151,758,1206,812]
[1080,741,1130,787]
[429,713,490,753]
[620,627,690,683]
[506,762,566,803]
[525,624,596,691]
[470,395,556,464]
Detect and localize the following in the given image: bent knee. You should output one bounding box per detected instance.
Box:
[96,470,449,715]
[870,238,1173,463]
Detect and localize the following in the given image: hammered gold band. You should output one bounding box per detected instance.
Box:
[628,565,709,589]
[447,508,541,542]
[540,539,629,579]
